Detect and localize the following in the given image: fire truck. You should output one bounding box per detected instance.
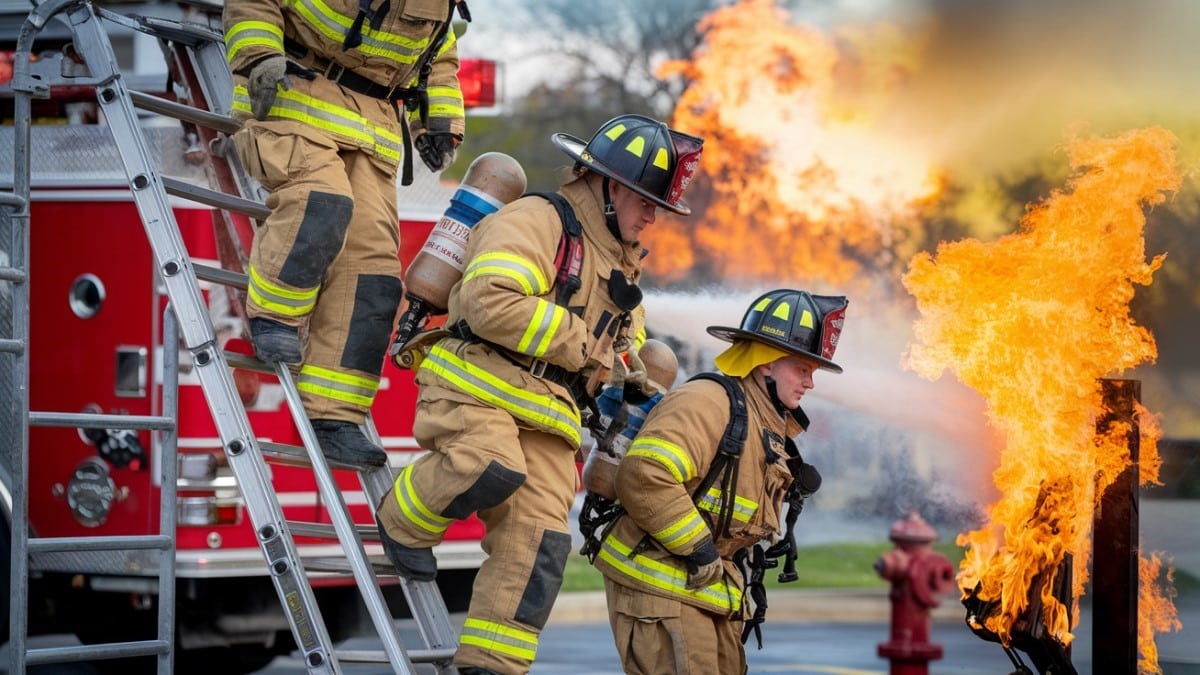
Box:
[0,2,499,671]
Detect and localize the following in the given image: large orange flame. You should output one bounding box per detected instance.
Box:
[902,127,1181,672]
[651,0,940,286]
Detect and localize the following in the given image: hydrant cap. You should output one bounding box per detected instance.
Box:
[889,510,937,545]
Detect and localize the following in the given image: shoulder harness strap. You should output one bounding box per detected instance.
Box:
[687,371,747,538]
[526,191,584,306]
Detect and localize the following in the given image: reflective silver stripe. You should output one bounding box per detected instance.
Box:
[652,509,709,552]
[626,436,696,483]
[597,535,740,613]
[516,299,565,357]
[392,465,452,534]
[296,365,378,407]
[420,344,580,446]
[459,617,538,662]
[698,486,757,523]
[225,21,284,62]
[463,251,548,296]
[284,0,428,65]
[232,87,404,163]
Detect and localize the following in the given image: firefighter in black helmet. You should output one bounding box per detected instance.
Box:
[374,114,703,675]
[594,289,848,674]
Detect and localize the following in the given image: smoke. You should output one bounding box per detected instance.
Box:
[643,288,1001,527]
[858,0,1200,179]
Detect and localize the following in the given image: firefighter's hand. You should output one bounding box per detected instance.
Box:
[414,120,462,172]
[683,539,723,590]
[248,55,290,121]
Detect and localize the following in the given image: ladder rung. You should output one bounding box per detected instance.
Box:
[259,440,377,471]
[0,266,27,283]
[129,12,223,47]
[302,554,395,576]
[162,175,271,219]
[0,338,25,354]
[195,262,249,290]
[28,534,173,554]
[337,647,457,664]
[223,349,273,374]
[289,521,378,540]
[129,89,240,134]
[0,192,27,209]
[29,410,175,431]
[27,639,171,666]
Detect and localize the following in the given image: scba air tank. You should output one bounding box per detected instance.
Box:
[391,152,527,368]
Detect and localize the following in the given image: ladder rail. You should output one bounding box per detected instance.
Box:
[277,368,418,673]
[11,2,466,672]
[6,7,182,671]
[8,2,340,673]
[5,52,33,671]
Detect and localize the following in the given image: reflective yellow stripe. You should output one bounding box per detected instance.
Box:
[284,0,431,64]
[597,534,741,613]
[698,487,757,523]
[247,264,317,317]
[420,344,581,446]
[652,509,709,552]
[232,86,404,164]
[463,252,549,296]
[296,364,379,407]
[626,437,696,483]
[426,84,465,119]
[225,21,284,62]
[516,299,565,357]
[459,618,538,662]
[392,464,451,535]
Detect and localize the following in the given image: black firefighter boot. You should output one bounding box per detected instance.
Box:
[456,668,503,675]
[310,419,388,467]
[248,317,302,364]
[375,519,438,581]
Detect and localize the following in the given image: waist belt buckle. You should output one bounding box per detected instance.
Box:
[530,359,548,379]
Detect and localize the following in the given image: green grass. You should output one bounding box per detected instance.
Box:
[562,541,968,593]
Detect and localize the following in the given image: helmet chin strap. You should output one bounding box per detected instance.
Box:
[764,377,791,414]
[766,376,811,428]
[601,178,624,243]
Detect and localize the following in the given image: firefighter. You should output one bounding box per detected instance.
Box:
[374,114,704,675]
[595,288,848,675]
[223,0,467,466]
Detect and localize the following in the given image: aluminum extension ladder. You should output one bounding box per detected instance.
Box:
[6,1,459,673]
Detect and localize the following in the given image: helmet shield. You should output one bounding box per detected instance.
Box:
[551,114,703,215]
[707,289,848,373]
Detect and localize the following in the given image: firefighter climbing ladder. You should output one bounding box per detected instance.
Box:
[6,1,459,673]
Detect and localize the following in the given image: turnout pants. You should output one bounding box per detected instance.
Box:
[376,392,578,674]
[604,578,747,675]
[234,119,403,422]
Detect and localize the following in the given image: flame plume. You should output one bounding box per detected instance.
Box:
[651,0,940,286]
[902,127,1181,671]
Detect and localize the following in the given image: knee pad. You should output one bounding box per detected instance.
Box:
[340,273,404,372]
[515,529,572,629]
[441,460,526,519]
[278,190,354,287]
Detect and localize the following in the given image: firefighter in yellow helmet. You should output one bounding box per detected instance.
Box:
[374,114,704,675]
[595,289,848,674]
[223,0,467,465]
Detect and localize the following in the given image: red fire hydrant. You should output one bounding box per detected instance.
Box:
[875,510,957,675]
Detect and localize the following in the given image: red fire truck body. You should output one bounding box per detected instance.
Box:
[2,31,498,667]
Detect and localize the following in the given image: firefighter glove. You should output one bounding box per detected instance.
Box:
[683,538,723,590]
[248,55,290,121]
[621,347,659,404]
[414,118,462,172]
